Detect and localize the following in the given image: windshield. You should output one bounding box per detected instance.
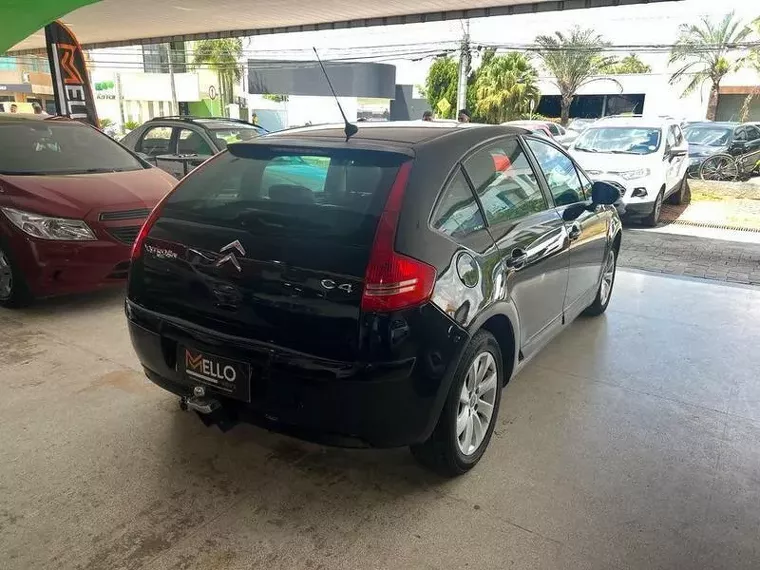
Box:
[684,126,732,147]
[208,126,264,148]
[574,127,662,155]
[0,121,143,175]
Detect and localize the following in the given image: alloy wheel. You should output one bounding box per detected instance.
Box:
[653,192,662,222]
[0,249,13,301]
[457,351,498,456]
[600,250,616,306]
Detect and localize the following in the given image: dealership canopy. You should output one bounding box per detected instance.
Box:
[4,0,680,54]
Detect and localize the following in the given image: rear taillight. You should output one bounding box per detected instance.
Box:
[130,193,171,261]
[361,161,436,313]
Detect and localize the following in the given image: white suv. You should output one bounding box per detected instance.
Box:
[568,116,690,226]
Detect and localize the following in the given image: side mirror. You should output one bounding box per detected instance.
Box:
[670,148,688,158]
[591,180,622,205]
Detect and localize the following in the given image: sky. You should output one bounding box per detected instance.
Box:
[242,0,759,83]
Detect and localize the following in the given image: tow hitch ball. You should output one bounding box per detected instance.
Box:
[179,386,238,432]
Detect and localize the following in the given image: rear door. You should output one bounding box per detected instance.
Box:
[525,136,608,319]
[462,136,568,353]
[131,146,407,362]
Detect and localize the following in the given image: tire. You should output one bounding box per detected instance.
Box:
[700,154,738,182]
[642,189,663,227]
[667,176,691,205]
[584,247,618,317]
[0,244,31,309]
[410,330,504,477]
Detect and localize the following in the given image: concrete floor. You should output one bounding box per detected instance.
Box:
[2,270,760,570]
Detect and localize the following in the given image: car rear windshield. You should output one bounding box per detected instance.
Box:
[574,127,662,155]
[0,121,144,175]
[162,146,407,245]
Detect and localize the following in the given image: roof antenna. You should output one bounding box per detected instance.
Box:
[313,47,358,141]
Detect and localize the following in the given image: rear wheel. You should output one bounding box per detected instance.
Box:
[584,247,617,317]
[0,245,30,308]
[411,330,503,477]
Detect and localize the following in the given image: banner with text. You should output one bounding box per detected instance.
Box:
[45,20,99,126]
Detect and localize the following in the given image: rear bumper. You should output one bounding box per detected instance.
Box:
[1,223,131,297]
[126,300,468,448]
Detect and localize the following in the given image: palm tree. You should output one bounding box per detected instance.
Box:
[669,12,751,121]
[193,38,244,115]
[534,27,616,126]
[739,17,760,121]
[475,52,540,123]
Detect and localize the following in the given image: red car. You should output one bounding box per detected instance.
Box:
[501,120,555,139]
[0,116,176,307]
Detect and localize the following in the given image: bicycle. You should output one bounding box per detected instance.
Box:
[699,152,760,182]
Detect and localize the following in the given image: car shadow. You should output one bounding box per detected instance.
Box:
[14,286,126,317]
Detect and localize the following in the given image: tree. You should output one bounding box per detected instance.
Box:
[602,53,652,74]
[534,27,617,126]
[739,17,760,121]
[424,56,459,119]
[193,38,243,114]
[474,52,540,123]
[669,12,751,121]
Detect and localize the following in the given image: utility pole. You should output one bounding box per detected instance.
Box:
[167,43,178,116]
[115,72,125,128]
[456,20,470,114]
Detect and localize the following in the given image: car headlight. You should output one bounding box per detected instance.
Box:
[1,207,96,241]
[618,168,651,181]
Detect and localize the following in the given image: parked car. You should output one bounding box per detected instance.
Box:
[0,115,176,307]
[121,116,267,179]
[502,120,554,139]
[126,122,622,476]
[504,120,579,148]
[684,122,760,178]
[568,116,690,227]
[567,118,596,134]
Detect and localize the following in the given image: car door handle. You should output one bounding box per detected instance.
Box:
[568,223,582,242]
[505,248,528,270]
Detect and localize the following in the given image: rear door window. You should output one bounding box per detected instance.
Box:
[463,138,548,225]
[163,148,406,246]
[431,168,485,238]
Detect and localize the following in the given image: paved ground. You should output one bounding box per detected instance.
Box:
[2,272,760,570]
[619,228,760,285]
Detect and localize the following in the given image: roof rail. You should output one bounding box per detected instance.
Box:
[147,115,254,125]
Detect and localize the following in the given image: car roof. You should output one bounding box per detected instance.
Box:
[504,120,549,127]
[0,114,76,124]
[684,121,739,130]
[257,121,529,149]
[144,116,258,129]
